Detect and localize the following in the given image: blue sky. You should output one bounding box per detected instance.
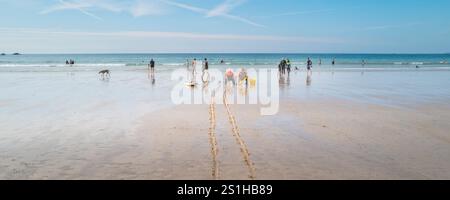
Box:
[0,0,449,53]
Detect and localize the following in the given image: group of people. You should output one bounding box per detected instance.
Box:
[277,57,341,75]
[186,58,209,71]
[185,58,210,85]
[65,59,75,65]
[184,58,248,87]
[225,68,248,86]
[278,58,292,75]
[146,56,346,87]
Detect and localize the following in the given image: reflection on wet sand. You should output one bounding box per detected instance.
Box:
[148,72,156,85]
[306,70,312,86]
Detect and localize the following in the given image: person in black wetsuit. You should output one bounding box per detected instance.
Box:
[149,59,155,74]
[278,61,282,74]
[203,58,209,71]
[286,59,291,75]
[307,57,312,71]
[281,59,287,75]
[202,58,210,83]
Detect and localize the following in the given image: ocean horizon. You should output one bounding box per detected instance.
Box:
[1,53,449,72]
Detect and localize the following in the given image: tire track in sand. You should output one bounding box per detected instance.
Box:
[208,93,220,180]
[223,88,256,179]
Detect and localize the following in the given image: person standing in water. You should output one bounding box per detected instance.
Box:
[186,59,190,70]
[192,58,197,69]
[149,59,155,74]
[191,59,197,84]
[286,59,292,75]
[202,58,210,83]
[307,57,313,71]
[332,58,336,65]
[281,59,287,75]
[278,61,282,74]
[319,58,322,65]
[203,58,209,71]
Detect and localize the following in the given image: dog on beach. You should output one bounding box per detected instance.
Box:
[99,70,110,79]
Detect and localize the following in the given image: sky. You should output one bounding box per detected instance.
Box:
[0,0,449,53]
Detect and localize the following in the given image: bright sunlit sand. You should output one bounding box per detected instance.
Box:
[2,0,450,181]
[1,67,450,180]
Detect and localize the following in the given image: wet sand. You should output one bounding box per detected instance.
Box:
[1,70,450,179]
[2,99,449,180]
[128,99,450,180]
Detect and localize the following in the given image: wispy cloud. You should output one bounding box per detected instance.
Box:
[162,0,207,13]
[258,9,335,19]
[163,0,264,28]
[0,27,342,43]
[40,0,103,20]
[40,0,263,27]
[206,0,246,17]
[130,0,167,17]
[364,22,422,31]
[40,0,167,19]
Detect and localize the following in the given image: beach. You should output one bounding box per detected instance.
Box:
[1,54,450,180]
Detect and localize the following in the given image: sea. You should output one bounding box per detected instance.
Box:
[1,53,449,72]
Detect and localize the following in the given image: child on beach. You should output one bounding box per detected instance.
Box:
[238,68,248,86]
[225,68,236,86]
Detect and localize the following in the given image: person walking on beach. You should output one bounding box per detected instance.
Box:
[278,61,282,74]
[281,59,287,75]
[149,59,155,74]
[319,58,322,65]
[307,57,313,71]
[203,58,209,72]
[186,59,190,70]
[191,59,197,84]
[202,58,210,83]
[286,59,292,75]
[192,58,197,74]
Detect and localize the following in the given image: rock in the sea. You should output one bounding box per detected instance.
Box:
[0,53,5,56]
[13,53,21,55]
